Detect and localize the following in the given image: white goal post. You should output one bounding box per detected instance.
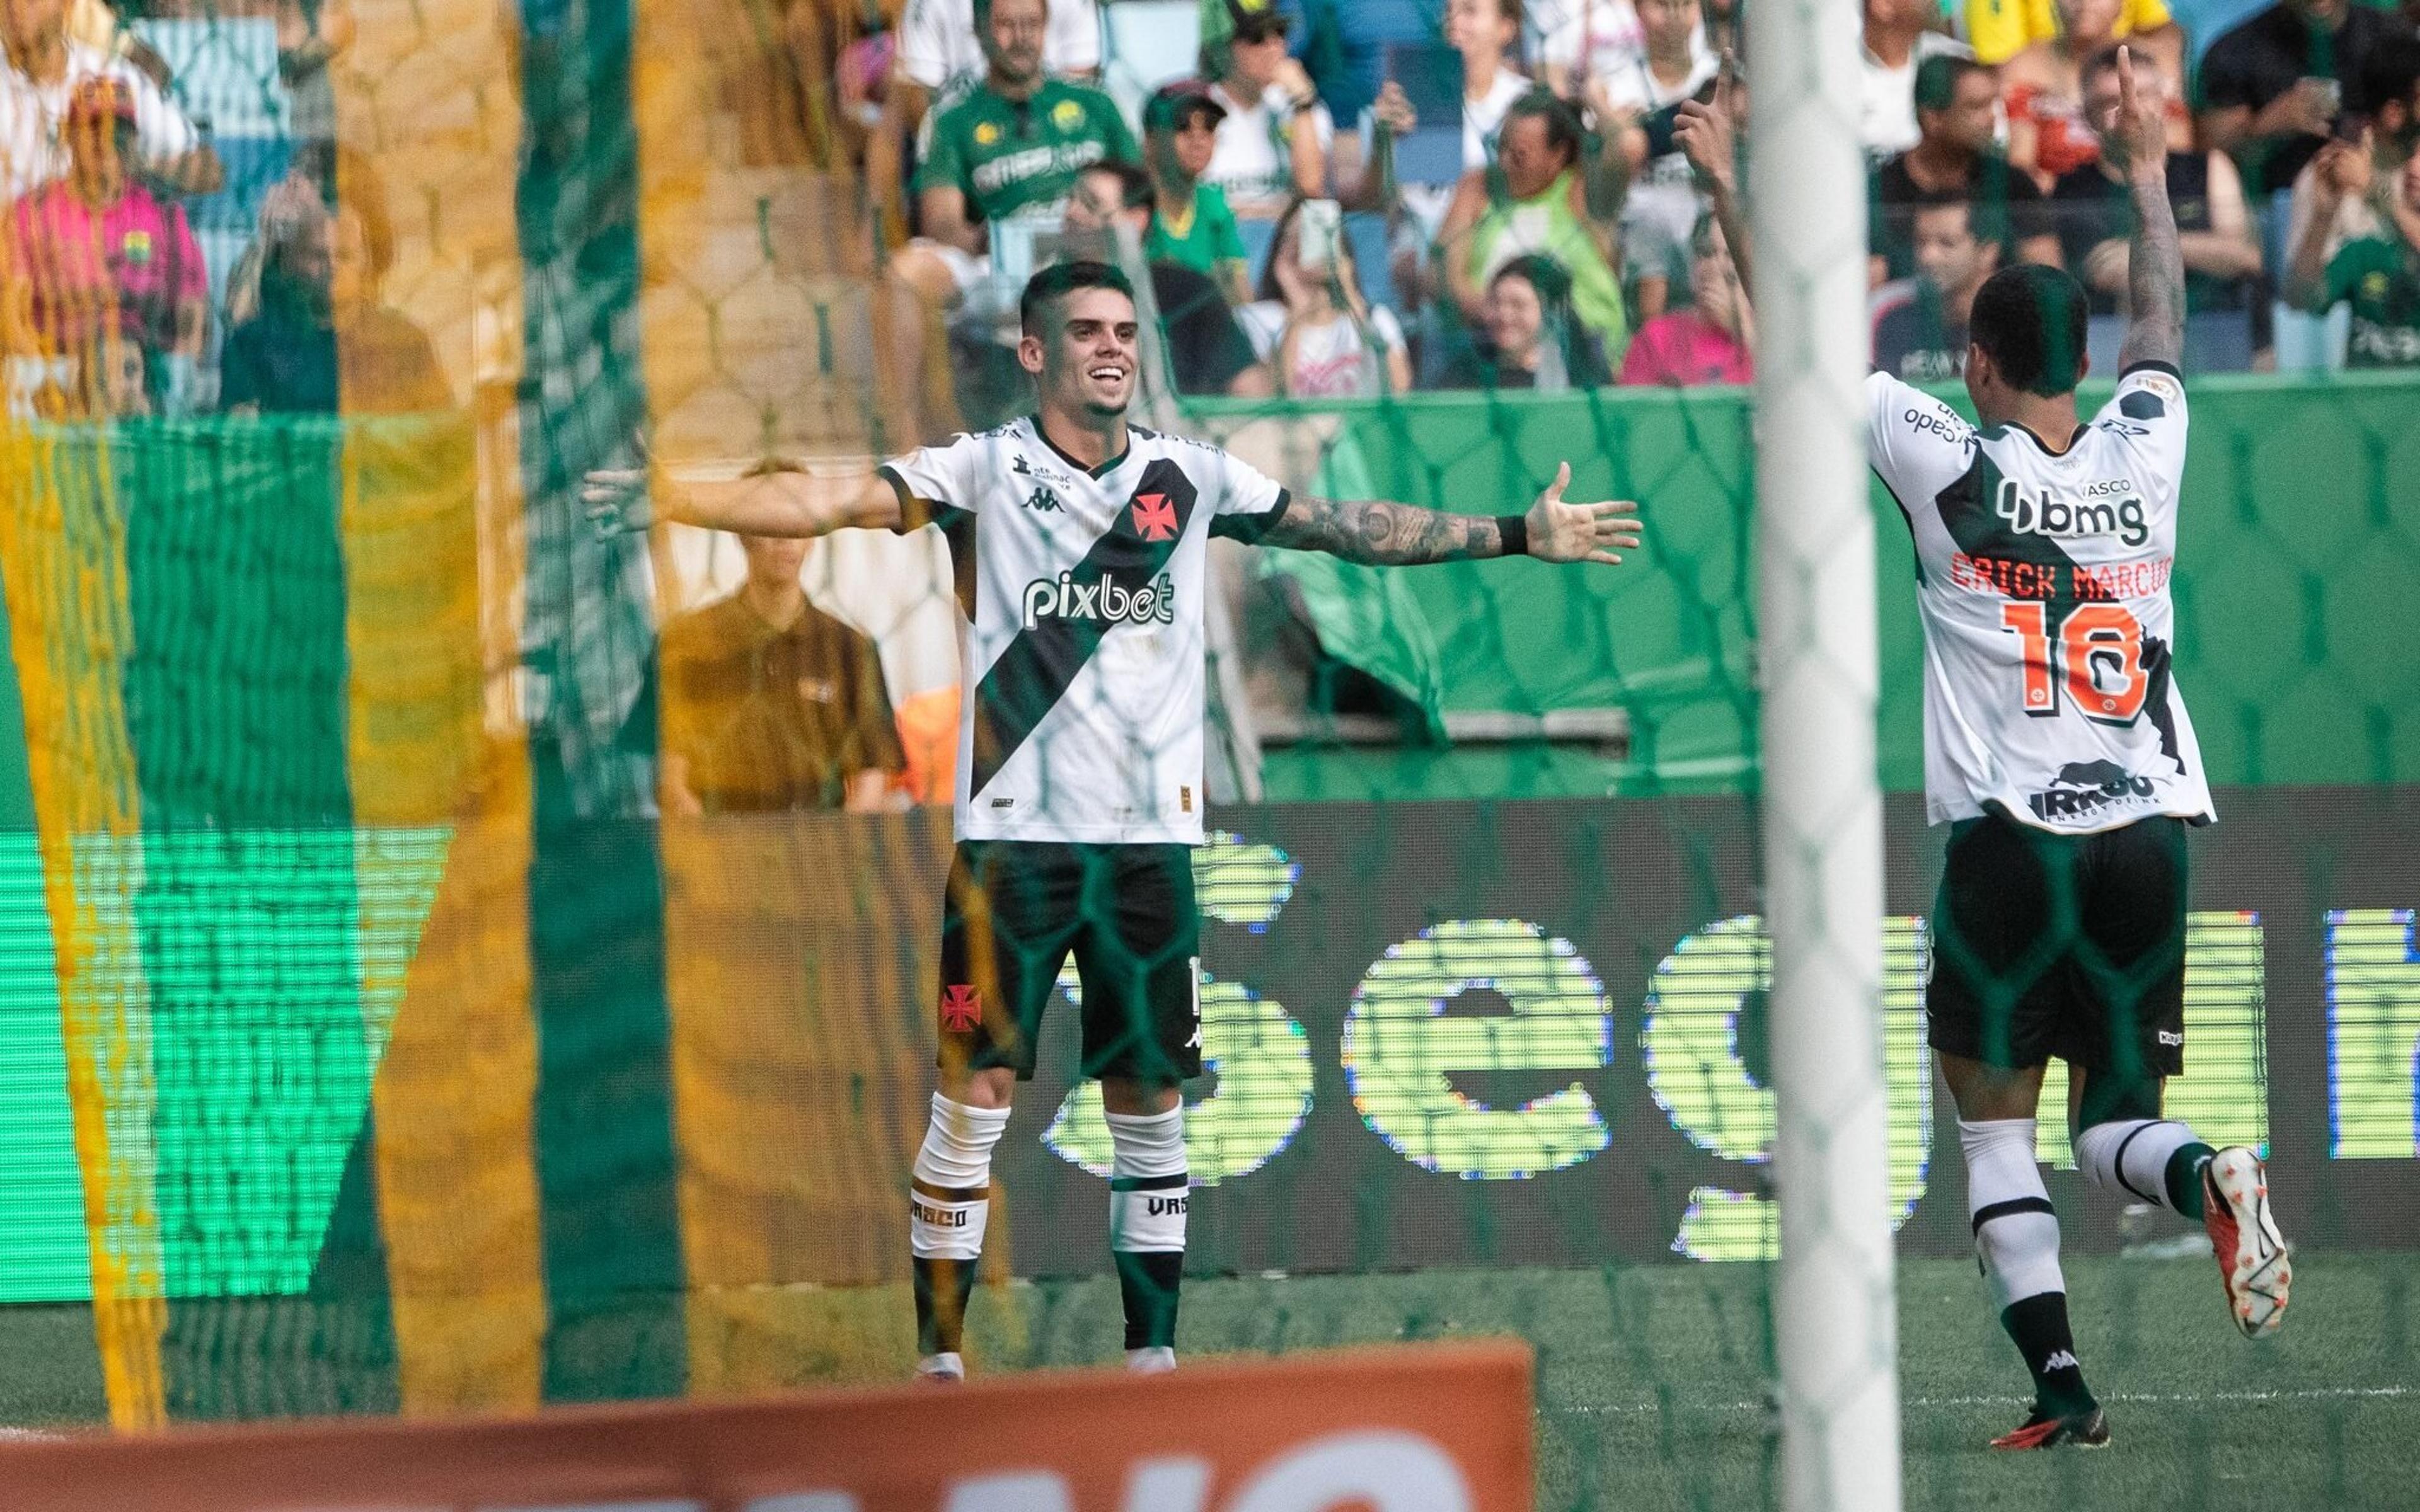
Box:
[1746,0,1906,1505]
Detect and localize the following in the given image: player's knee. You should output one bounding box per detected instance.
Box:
[1100,1075,1181,1118]
[942,1065,1017,1111]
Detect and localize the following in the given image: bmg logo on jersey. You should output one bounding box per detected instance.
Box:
[1995,478,2149,547]
[1022,571,1177,629]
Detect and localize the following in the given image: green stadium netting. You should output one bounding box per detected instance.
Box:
[0,1,2414,1509]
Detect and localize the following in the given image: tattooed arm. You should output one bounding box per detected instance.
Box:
[1259,462,1643,566]
[2109,47,2186,372]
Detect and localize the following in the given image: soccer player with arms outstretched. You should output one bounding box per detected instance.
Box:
[1866,49,2289,1450]
[640,260,1642,1382]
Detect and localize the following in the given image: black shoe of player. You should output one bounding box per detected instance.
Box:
[1990,1402,2111,1450]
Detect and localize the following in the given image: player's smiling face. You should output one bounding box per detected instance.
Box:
[1028,286,1140,417]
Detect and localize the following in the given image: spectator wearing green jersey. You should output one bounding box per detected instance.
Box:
[892,0,1141,318]
[1142,82,1254,308]
[2288,135,2420,367]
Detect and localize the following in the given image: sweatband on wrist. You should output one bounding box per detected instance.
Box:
[1496,515,1529,558]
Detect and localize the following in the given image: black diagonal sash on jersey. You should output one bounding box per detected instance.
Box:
[1933,442,2089,600]
[968,459,1201,801]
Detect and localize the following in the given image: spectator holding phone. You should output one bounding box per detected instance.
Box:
[1245,197,1414,396]
[2198,0,2412,203]
[2002,0,2127,186]
[1599,0,1722,318]
[2286,125,2420,365]
[2277,38,2420,309]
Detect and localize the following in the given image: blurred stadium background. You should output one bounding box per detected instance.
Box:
[0,0,2412,1504]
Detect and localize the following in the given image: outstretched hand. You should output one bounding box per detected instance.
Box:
[582,466,650,537]
[1524,461,1643,566]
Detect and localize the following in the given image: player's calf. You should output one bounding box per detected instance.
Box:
[909,1092,1010,1377]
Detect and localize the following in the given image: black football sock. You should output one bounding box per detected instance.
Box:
[2165,1142,2218,1221]
[1114,1249,1185,1351]
[913,1254,979,1357]
[2001,1292,2096,1415]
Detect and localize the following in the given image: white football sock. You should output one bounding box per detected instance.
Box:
[910,1094,1008,1261]
[1961,1118,2065,1310]
[1106,1106,1189,1253]
[2073,1118,2203,1211]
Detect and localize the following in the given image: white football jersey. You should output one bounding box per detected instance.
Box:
[1867,363,2216,834]
[881,418,1289,845]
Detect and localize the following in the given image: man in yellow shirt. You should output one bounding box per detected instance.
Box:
[1967,0,2174,65]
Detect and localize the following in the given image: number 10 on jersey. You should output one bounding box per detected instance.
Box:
[2000,601,2150,723]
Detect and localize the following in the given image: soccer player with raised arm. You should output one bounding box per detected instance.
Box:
[1865,49,2288,1450]
[645,259,1642,1382]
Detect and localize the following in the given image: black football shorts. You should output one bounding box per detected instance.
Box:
[935,840,1201,1085]
[1927,809,2188,1096]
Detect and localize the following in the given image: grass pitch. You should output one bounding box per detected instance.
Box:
[1,1252,2410,1511]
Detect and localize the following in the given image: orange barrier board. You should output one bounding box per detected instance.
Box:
[0,1339,1532,1512]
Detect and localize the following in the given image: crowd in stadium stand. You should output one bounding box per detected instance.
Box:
[844,0,2420,407]
[0,0,2412,420]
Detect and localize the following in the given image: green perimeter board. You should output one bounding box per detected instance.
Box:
[1192,370,2420,800]
[0,582,88,1303]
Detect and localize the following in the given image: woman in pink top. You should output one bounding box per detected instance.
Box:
[1618,215,1753,386]
[4,76,207,416]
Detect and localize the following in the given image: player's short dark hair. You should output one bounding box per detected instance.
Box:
[1020,260,1136,335]
[1501,88,1583,166]
[1968,263,2090,397]
[1914,55,1988,113]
